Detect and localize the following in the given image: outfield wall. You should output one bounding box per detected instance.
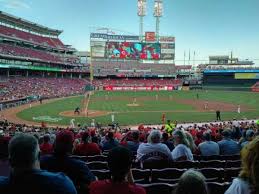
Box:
[203,70,259,91]
[103,85,175,91]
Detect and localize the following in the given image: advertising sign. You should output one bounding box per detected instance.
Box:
[145,32,156,42]
[103,85,174,91]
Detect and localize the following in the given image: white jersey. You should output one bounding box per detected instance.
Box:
[137,143,172,161]
[70,119,75,128]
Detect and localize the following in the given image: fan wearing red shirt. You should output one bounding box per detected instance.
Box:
[74,132,101,156]
[40,134,53,155]
[89,147,146,194]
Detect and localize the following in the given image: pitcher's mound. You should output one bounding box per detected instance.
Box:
[127,103,140,107]
[60,110,108,117]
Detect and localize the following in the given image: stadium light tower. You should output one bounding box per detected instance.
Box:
[154,0,163,42]
[137,0,147,41]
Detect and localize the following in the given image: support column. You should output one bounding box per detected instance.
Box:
[70,73,73,79]
[61,73,63,78]
[42,72,45,78]
[7,70,9,77]
[55,72,58,78]
[79,74,82,79]
[26,71,29,77]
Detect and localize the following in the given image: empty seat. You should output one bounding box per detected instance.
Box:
[87,155,107,162]
[86,161,108,170]
[137,183,176,194]
[200,160,226,168]
[171,160,199,169]
[200,155,221,161]
[91,170,111,180]
[225,160,241,168]
[142,159,171,169]
[224,168,241,182]
[220,155,240,161]
[207,182,231,194]
[151,168,186,184]
[69,155,88,162]
[198,168,224,182]
[132,169,151,183]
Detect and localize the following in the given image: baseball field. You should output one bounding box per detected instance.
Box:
[4,90,259,126]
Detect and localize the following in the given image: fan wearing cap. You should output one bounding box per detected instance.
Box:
[240,129,255,148]
[89,146,146,194]
[73,132,101,156]
[40,130,96,194]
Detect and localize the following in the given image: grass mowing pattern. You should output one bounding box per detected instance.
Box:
[17,90,259,126]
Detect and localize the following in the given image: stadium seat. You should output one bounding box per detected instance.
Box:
[220,155,240,161]
[132,169,151,183]
[224,168,241,182]
[171,160,200,169]
[70,155,88,162]
[86,155,107,162]
[199,160,226,168]
[207,182,231,194]
[198,168,224,182]
[200,155,221,161]
[137,183,177,194]
[142,159,171,169]
[225,160,241,168]
[91,170,111,180]
[86,161,108,170]
[151,168,186,184]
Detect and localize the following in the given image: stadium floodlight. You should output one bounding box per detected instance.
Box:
[138,0,147,41]
[137,0,147,16]
[154,0,163,17]
[154,0,163,41]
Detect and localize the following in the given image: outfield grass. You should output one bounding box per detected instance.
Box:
[17,90,259,126]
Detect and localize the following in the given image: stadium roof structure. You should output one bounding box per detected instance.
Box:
[0,11,62,36]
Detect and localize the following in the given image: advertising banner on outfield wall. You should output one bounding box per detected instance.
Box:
[103,85,174,91]
[235,73,259,79]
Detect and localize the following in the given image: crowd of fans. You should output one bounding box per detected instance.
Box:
[0,77,87,102]
[0,118,258,194]
[92,78,182,87]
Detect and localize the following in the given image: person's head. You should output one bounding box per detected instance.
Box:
[54,130,74,156]
[222,129,232,139]
[107,132,114,140]
[108,146,132,182]
[81,132,90,143]
[9,134,40,170]
[246,129,255,141]
[203,132,211,141]
[239,136,259,193]
[131,131,139,142]
[43,134,50,143]
[174,169,208,194]
[147,130,161,144]
[173,130,190,147]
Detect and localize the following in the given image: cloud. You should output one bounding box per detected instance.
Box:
[0,0,30,9]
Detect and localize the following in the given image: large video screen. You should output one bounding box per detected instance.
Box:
[105,42,161,60]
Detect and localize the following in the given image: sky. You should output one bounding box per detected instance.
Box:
[1,0,259,63]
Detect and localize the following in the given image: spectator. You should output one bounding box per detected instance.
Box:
[240,129,255,148]
[0,134,76,194]
[198,132,220,156]
[102,132,119,151]
[137,130,172,162]
[73,132,101,156]
[126,131,140,153]
[217,130,240,155]
[171,130,193,161]
[40,134,53,155]
[174,169,208,194]
[40,130,95,194]
[89,146,146,194]
[225,136,259,194]
[185,132,198,153]
[161,132,174,151]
